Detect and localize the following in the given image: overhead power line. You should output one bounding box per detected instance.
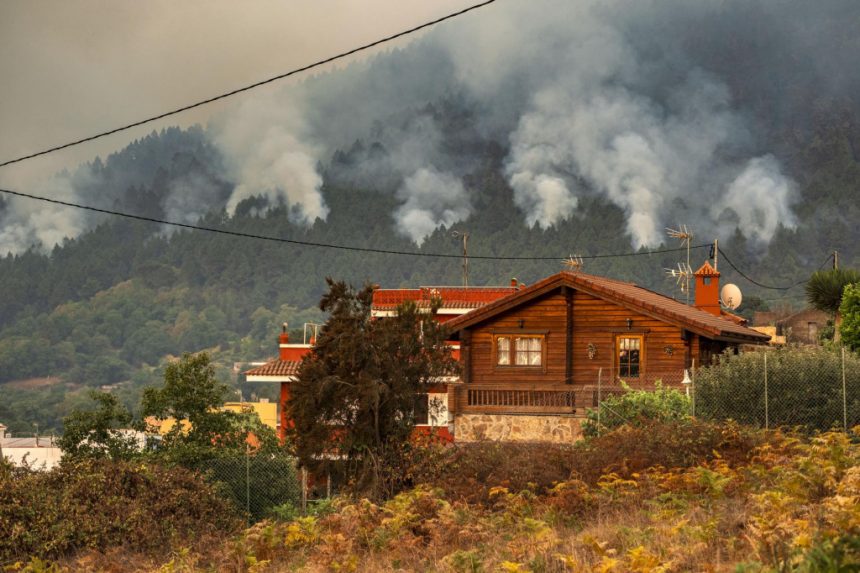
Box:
[718,248,832,291]
[0,0,498,169]
[0,186,707,261]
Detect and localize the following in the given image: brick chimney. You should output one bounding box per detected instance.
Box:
[693,261,721,316]
[279,322,314,360]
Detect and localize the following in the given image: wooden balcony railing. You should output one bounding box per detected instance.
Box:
[451,375,686,415]
[453,383,577,414]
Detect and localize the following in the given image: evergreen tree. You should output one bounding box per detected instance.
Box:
[288,279,456,499]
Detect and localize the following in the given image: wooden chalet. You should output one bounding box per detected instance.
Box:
[247,262,769,443]
[437,261,769,441]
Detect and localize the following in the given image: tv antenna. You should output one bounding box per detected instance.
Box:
[666,225,693,304]
[451,230,470,287]
[562,254,584,272]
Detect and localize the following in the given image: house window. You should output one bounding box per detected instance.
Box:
[617,335,643,378]
[496,335,543,367]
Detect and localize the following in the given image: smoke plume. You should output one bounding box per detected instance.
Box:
[394,167,472,244]
[4,0,859,253]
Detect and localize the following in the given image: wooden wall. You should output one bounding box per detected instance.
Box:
[468,291,568,384]
[570,291,688,384]
[462,287,694,386]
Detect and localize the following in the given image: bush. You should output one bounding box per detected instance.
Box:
[417,419,766,502]
[695,348,860,431]
[418,441,577,502]
[581,382,691,437]
[0,458,240,564]
[194,453,301,522]
[567,419,767,484]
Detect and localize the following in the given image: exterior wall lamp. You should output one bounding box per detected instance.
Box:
[626,318,633,330]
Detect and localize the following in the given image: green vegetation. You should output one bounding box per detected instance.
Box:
[694,347,860,430]
[582,382,691,437]
[288,279,456,499]
[839,283,860,351]
[55,390,138,460]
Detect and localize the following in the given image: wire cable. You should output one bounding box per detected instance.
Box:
[718,248,832,290]
[0,0,498,169]
[0,186,708,261]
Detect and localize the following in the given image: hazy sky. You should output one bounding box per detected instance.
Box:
[0,0,475,187]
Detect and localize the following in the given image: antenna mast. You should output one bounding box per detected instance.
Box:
[452,231,470,286]
[562,254,584,272]
[666,225,694,305]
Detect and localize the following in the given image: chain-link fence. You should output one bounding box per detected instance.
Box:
[693,346,860,432]
[587,347,860,434]
[194,453,323,521]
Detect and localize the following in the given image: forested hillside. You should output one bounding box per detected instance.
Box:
[1,112,858,434]
[2,0,860,434]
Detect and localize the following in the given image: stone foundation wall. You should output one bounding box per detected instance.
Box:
[454,413,583,443]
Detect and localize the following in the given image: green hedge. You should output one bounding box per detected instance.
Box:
[694,348,860,431]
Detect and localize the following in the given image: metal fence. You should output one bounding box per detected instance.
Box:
[194,454,330,521]
[693,347,860,432]
[590,347,860,434]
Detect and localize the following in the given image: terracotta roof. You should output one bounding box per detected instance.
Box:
[444,271,770,344]
[244,359,302,378]
[371,286,516,309]
[695,261,720,277]
[373,300,490,311]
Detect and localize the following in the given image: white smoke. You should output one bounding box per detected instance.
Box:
[0,173,88,254]
[213,92,328,224]
[394,167,472,244]
[505,71,744,247]
[716,155,796,243]
[7,0,848,253]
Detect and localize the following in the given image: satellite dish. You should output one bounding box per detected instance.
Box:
[720,283,743,310]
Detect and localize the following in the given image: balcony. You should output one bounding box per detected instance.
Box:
[450,374,685,416]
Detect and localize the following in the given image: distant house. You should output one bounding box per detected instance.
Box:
[244,285,517,442]
[0,435,63,469]
[247,262,769,443]
[753,307,829,345]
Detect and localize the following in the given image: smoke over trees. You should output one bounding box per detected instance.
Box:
[2,0,859,253]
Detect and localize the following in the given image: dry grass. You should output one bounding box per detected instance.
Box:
[9,423,860,572]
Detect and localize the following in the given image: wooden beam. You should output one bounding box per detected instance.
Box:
[462,328,472,385]
[565,286,573,384]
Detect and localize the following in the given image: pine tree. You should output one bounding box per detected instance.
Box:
[288,279,456,499]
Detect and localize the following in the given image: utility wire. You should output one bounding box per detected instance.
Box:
[718,248,832,290]
[0,186,707,261]
[0,0,498,169]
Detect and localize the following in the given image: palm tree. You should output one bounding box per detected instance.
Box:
[805,268,860,342]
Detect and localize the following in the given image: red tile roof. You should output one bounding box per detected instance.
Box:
[695,261,720,277]
[244,359,302,378]
[371,286,516,310]
[444,271,770,344]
